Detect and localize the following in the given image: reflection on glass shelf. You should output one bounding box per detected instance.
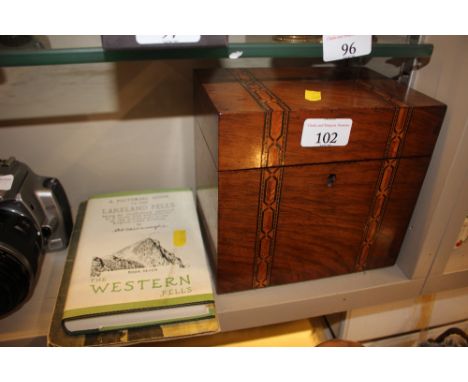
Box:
[445,216,468,274]
[455,216,468,250]
[0,35,433,67]
[0,35,101,50]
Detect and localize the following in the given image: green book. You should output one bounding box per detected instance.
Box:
[48,189,218,346]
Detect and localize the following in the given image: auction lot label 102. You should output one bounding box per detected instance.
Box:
[301,118,353,147]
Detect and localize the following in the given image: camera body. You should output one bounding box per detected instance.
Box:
[0,157,73,316]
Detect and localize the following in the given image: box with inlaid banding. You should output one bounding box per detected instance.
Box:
[194,67,446,294]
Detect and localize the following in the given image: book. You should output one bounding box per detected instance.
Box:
[49,189,218,345]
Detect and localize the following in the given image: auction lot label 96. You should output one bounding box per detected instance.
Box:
[322,35,372,62]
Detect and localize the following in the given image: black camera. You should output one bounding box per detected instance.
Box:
[0,157,73,316]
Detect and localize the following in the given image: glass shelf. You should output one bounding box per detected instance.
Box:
[0,35,433,67]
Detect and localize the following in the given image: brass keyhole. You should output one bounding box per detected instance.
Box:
[327,174,336,187]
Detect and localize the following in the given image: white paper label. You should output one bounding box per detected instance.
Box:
[0,175,14,191]
[322,35,372,62]
[135,35,201,45]
[301,119,352,147]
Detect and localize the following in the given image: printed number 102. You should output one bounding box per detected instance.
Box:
[316,132,338,144]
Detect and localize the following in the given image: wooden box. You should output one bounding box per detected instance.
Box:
[194,67,446,294]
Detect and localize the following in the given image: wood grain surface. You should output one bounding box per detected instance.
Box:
[273,160,382,284]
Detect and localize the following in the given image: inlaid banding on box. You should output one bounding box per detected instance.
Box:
[232,69,290,288]
[356,103,414,271]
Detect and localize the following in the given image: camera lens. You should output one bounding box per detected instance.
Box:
[0,208,43,316]
[0,250,31,315]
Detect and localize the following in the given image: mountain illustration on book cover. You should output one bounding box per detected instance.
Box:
[90,237,185,277]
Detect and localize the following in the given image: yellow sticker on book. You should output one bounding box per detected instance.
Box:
[173,230,186,247]
[305,90,321,102]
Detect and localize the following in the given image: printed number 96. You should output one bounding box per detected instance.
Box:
[342,42,356,56]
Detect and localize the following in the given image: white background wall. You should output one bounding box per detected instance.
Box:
[0,60,197,213]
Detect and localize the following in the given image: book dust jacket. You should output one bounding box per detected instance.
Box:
[63,190,214,323]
